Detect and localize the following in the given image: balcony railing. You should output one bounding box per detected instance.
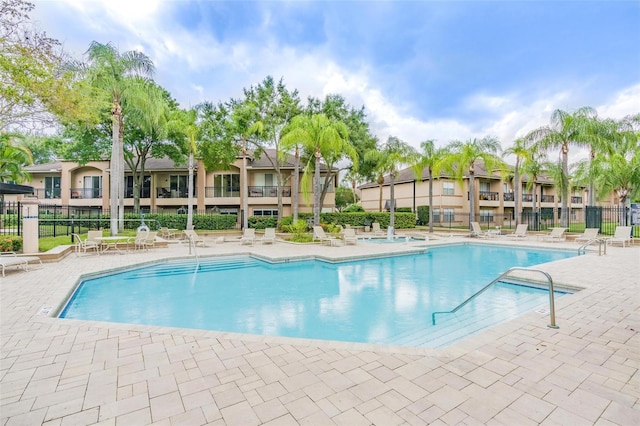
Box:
[522,194,533,202]
[248,186,291,197]
[503,192,514,201]
[156,187,196,198]
[125,188,151,198]
[479,191,499,201]
[35,188,61,199]
[205,186,240,198]
[541,195,554,203]
[571,196,582,203]
[70,188,102,199]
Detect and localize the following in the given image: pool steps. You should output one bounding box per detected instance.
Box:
[123,257,262,279]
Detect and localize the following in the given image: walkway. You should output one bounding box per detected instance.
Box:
[1,236,638,425]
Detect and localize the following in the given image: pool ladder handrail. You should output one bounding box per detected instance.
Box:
[185,233,200,267]
[431,267,559,329]
[578,238,607,256]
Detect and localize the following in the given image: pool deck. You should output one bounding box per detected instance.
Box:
[1,235,638,425]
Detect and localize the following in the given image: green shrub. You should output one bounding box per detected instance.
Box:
[395,207,413,213]
[417,205,430,225]
[248,216,277,229]
[0,236,23,252]
[342,204,365,212]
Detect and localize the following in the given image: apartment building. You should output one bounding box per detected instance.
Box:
[359,162,591,226]
[8,149,336,223]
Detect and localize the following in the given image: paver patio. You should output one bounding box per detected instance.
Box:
[1,236,638,425]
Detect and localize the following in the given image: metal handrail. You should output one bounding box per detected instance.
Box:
[432,267,559,329]
[578,238,607,256]
[185,233,200,267]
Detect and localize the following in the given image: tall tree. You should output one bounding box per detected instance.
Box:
[502,138,529,226]
[81,41,154,236]
[526,107,598,227]
[520,150,546,231]
[440,136,502,227]
[0,132,32,183]
[412,140,448,233]
[366,136,417,236]
[281,114,353,226]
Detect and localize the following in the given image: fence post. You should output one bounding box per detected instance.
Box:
[21,198,39,253]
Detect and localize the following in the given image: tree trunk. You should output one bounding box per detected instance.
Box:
[118,116,125,233]
[109,102,121,236]
[561,143,569,227]
[388,172,395,240]
[468,171,476,228]
[187,151,194,230]
[313,148,321,226]
[428,167,434,233]
[514,160,520,227]
[242,139,249,229]
[292,146,299,223]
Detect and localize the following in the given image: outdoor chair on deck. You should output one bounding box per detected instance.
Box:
[159,227,176,239]
[607,226,632,247]
[371,222,385,236]
[183,230,207,247]
[134,230,150,251]
[313,226,340,246]
[506,224,528,239]
[261,228,276,244]
[241,228,256,246]
[343,228,358,245]
[575,228,600,243]
[72,233,100,256]
[469,222,489,238]
[143,232,158,250]
[0,252,43,276]
[538,227,566,242]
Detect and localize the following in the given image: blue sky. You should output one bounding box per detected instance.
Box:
[33,0,639,153]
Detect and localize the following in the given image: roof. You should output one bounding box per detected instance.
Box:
[0,182,34,195]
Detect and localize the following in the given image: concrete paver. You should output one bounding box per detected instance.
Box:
[1,236,639,425]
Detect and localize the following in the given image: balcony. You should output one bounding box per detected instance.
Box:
[205,186,240,198]
[571,196,582,204]
[125,188,151,198]
[248,186,291,197]
[479,191,499,201]
[522,194,533,202]
[541,195,554,203]
[70,188,102,199]
[156,186,196,198]
[503,192,514,201]
[35,188,61,199]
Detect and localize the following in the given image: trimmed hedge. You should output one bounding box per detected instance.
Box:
[41,213,238,231]
[417,205,430,225]
[276,212,416,229]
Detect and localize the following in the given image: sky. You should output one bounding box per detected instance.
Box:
[32,0,640,157]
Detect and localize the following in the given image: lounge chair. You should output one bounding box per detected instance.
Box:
[607,226,633,247]
[72,233,101,256]
[371,222,385,236]
[159,227,176,239]
[506,224,528,239]
[261,228,276,244]
[469,222,488,238]
[143,231,158,250]
[133,230,150,250]
[313,226,340,246]
[241,228,256,246]
[0,252,43,276]
[343,228,358,245]
[183,230,206,247]
[575,228,600,243]
[539,227,566,242]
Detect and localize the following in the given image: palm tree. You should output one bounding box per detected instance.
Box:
[440,136,502,228]
[282,114,351,227]
[366,136,417,237]
[526,107,598,227]
[502,138,530,226]
[520,151,546,231]
[0,133,33,183]
[412,140,448,233]
[83,41,154,236]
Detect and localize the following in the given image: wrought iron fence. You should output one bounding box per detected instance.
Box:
[0,201,22,236]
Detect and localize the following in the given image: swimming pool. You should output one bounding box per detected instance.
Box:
[60,244,575,348]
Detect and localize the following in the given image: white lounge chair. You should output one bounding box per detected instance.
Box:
[261,228,276,244]
[183,230,206,247]
[371,222,385,236]
[0,252,43,276]
[143,231,157,250]
[607,226,633,247]
[343,228,358,245]
[539,227,566,242]
[313,226,340,246]
[506,224,528,239]
[574,228,599,243]
[469,222,488,238]
[241,228,256,246]
[133,229,150,251]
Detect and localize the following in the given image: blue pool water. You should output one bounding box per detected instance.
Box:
[60,245,575,348]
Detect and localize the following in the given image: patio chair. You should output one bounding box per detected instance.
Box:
[371,222,385,236]
[0,252,43,276]
[159,227,176,239]
[313,226,340,246]
[538,227,566,242]
[343,228,358,245]
[261,228,276,244]
[72,233,100,256]
[183,230,206,247]
[506,224,528,239]
[575,228,600,243]
[133,229,150,251]
[607,226,633,247]
[469,222,488,238]
[143,232,158,250]
[241,228,256,246]
[87,230,103,246]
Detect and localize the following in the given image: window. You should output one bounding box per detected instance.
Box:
[253,209,278,217]
[479,209,494,223]
[125,175,151,198]
[479,181,490,192]
[44,176,61,199]
[83,176,102,198]
[443,208,455,222]
[443,181,454,195]
[213,174,240,197]
[319,176,334,192]
[170,175,193,197]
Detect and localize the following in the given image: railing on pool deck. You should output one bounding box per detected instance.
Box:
[431,267,559,329]
[578,238,607,256]
[185,233,200,268]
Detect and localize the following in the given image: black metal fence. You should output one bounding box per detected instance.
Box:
[0,201,21,236]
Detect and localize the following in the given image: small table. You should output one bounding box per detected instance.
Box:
[95,236,131,254]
